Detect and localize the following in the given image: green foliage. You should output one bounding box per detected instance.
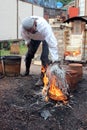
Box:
[19,43,27,55]
[1,49,10,56]
[56,0,73,5]
[0,41,12,51]
[0,43,27,56]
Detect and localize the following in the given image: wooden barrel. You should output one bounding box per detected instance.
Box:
[3,56,21,76]
[0,57,4,79]
[66,69,78,91]
[68,63,83,81]
[0,57,3,74]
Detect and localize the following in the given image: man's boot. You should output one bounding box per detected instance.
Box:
[21,58,31,76]
[21,68,29,76]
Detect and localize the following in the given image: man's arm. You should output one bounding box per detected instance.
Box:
[21,27,31,47]
[45,33,59,63]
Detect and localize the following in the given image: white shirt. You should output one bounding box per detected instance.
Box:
[21,16,59,62]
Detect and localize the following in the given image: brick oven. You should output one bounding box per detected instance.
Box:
[63,16,87,62]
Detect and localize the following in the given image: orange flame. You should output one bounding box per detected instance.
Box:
[42,66,68,104]
[43,73,49,86]
[48,75,68,104]
[41,66,46,73]
[41,65,48,73]
[72,50,81,56]
[41,66,49,100]
[64,50,81,57]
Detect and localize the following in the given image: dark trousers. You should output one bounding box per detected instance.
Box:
[25,39,49,71]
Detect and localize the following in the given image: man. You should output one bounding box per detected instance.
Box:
[21,16,59,86]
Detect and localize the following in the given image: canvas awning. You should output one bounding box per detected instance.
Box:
[64,16,87,23]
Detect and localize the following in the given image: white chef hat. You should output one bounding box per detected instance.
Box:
[22,17,35,30]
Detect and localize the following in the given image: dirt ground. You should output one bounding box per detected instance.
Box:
[0,64,87,130]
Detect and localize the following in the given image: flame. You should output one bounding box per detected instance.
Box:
[41,66,49,98]
[64,50,81,57]
[48,75,68,104]
[64,51,71,57]
[72,50,81,56]
[41,66,46,73]
[43,73,49,86]
[42,66,68,104]
[42,73,49,97]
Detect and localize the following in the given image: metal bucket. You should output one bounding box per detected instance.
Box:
[3,56,21,76]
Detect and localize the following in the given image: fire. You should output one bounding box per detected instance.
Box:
[64,50,81,57]
[42,64,69,104]
[43,73,49,86]
[41,66,49,99]
[48,75,68,104]
[42,73,49,97]
[41,65,47,73]
[64,51,71,57]
[72,50,81,56]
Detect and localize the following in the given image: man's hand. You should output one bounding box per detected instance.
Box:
[25,40,31,47]
[47,60,61,66]
[51,60,61,68]
[27,42,30,47]
[52,60,61,65]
